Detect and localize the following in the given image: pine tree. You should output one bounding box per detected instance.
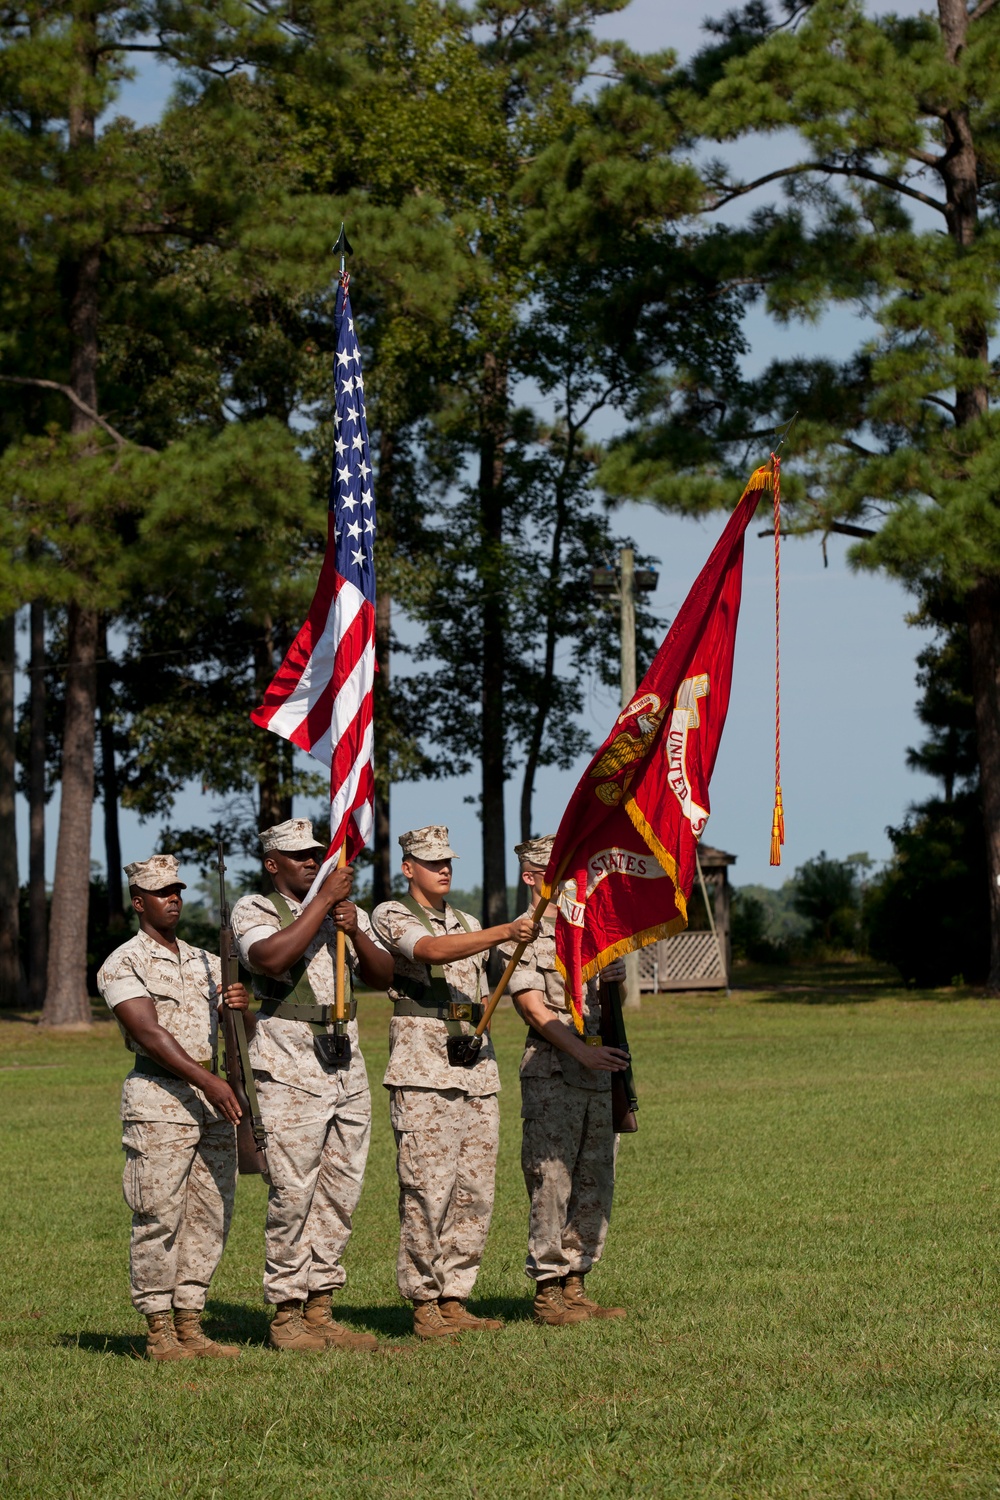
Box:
[596,0,1000,984]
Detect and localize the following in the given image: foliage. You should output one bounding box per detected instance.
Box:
[866,791,989,987]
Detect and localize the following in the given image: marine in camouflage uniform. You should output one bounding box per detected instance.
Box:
[372,825,537,1340]
[98,854,252,1362]
[231,818,394,1353]
[501,836,630,1327]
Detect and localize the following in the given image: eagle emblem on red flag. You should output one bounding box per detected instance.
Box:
[544,465,774,1030]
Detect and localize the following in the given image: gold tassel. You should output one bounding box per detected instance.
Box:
[769,785,785,866]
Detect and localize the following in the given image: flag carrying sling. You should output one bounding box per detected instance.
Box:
[545,464,773,1030]
[251,280,376,891]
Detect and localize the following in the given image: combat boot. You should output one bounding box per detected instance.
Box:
[438,1298,504,1332]
[303,1292,378,1351]
[562,1274,626,1320]
[173,1308,241,1358]
[268,1300,326,1352]
[412,1299,457,1341]
[144,1311,195,1362]
[532,1279,588,1327]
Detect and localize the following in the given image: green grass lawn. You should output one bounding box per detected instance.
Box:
[3,969,1000,1498]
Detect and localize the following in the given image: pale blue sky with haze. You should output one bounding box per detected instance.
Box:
[16,0,944,895]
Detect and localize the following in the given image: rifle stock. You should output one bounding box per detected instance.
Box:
[218,844,269,1176]
[600,979,638,1134]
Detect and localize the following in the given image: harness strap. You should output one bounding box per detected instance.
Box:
[393,998,484,1023]
[396,896,479,1003]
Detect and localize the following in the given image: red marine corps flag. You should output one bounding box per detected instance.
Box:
[545,463,775,1030]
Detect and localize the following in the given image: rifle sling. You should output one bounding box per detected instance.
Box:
[230,1008,266,1150]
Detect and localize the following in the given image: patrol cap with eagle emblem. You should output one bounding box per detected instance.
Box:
[124,854,187,892]
[399,825,459,861]
[260,817,326,854]
[515,835,555,871]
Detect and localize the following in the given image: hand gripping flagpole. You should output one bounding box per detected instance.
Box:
[446,859,570,1068]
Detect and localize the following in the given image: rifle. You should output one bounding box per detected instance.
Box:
[217,842,269,1176]
[599,979,638,1134]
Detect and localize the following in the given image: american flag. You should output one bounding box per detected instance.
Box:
[250,278,376,894]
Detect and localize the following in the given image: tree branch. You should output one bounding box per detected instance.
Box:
[706,159,947,215]
[0,376,154,451]
[922,392,957,416]
[970,0,999,22]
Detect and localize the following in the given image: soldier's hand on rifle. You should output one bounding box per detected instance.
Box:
[332,900,360,937]
[221,982,251,1011]
[200,1072,244,1125]
[505,914,538,945]
[320,863,354,908]
[574,1040,631,1073]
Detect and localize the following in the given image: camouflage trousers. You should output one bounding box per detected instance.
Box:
[121,1116,236,1315]
[520,1076,617,1281]
[256,1076,372,1305]
[390,1086,499,1303]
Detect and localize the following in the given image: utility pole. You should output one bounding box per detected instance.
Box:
[618,549,641,1010]
[593,547,658,1008]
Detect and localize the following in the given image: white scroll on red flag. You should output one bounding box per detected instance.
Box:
[544,463,774,1030]
[250,280,376,895]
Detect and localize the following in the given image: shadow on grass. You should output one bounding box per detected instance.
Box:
[730,960,947,1006]
[61,1295,534,1358]
[59,1332,144,1358]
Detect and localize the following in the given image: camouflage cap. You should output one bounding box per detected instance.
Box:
[515,835,555,871]
[124,854,187,892]
[399,825,459,861]
[260,818,325,854]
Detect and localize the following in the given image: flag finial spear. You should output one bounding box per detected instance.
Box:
[333,222,353,279]
[773,410,798,452]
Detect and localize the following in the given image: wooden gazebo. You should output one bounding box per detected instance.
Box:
[635,844,736,992]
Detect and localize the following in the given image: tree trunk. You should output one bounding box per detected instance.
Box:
[479,352,509,927]
[371,427,396,906]
[28,600,47,1007]
[42,603,98,1026]
[0,615,26,1007]
[966,580,1000,989]
[936,0,996,984]
[97,618,125,930]
[42,14,102,1026]
[519,424,575,844]
[373,585,393,905]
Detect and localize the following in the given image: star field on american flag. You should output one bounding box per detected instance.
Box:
[330,297,376,599]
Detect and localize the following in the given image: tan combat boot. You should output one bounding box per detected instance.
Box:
[412,1299,457,1340]
[269,1300,326,1352]
[562,1274,626,1320]
[438,1298,504,1333]
[173,1309,241,1358]
[532,1279,589,1327]
[144,1311,195,1362]
[303,1292,378,1351]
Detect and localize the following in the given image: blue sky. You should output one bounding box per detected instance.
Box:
[15,0,941,895]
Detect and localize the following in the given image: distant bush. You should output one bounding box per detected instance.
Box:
[865,792,988,987]
[730,883,807,964]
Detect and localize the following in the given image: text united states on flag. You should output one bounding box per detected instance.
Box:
[250,282,375,894]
